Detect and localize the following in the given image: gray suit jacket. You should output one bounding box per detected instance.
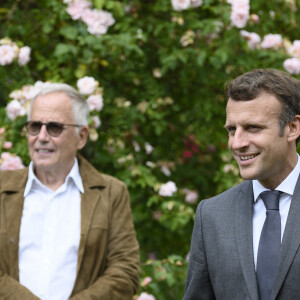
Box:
[184,177,300,300]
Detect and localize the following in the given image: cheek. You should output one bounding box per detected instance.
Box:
[27,137,35,148]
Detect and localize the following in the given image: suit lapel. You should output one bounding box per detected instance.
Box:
[235,181,259,300]
[272,175,300,299]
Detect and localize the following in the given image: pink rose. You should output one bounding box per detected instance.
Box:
[87,94,104,111]
[0,45,16,65]
[230,0,249,9]
[283,58,300,75]
[230,9,249,28]
[159,181,177,197]
[0,153,25,170]
[18,46,31,66]
[261,34,282,49]
[6,99,26,120]
[251,14,260,23]
[4,141,13,149]
[87,23,108,36]
[66,0,92,20]
[288,40,300,58]
[82,9,115,27]
[77,76,96,95]
[240,30,261,50]
[83,10,115,36]
[137,292,156,300]
[141,276,152,287]
[171,0,191,11]
[81,8,98,26]
[183,188,199,204]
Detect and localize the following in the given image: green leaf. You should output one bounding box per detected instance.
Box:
[59,26,78,40]
[54,43,78,57]
[94,0,105,10]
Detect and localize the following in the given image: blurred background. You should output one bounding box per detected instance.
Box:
[1,0,300,298]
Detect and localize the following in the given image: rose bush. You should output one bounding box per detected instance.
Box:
[1,0,300,298]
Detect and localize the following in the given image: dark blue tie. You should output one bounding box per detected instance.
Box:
[256,190,282,300]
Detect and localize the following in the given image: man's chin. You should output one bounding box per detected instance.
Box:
[238,169,257,181]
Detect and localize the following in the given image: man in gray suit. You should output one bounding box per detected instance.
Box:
[183,69,300,300]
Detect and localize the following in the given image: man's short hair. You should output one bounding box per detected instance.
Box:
[226,69,300,144]
[27,83,89,127]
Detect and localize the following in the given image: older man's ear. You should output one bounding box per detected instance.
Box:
[77,126,89,150]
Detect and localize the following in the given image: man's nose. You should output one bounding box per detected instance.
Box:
[230,129,250,150]
[37,124,50,141]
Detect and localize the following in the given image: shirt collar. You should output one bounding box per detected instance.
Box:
[253,154,300,202]
[24,157,84,197]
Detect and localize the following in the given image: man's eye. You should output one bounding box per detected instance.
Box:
[227,127,236,133]
[248,125,260,130]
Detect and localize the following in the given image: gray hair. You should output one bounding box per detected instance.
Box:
[27,83,89,126]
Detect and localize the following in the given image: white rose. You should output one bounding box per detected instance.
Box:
[171,0,191,11]
[18,46,31,66]
[87,94,103,111]
[261,34,282,49]
[0,45,15,65]
[77,76,97,95]
[283,58,300,75]
[6,100,26,120]
[159,181,177,197]
[145,142,154,154]
[91,115,101,128]
[288,40,300,58]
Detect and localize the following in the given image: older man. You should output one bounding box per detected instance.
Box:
[184,69,300,300]
[0,83,140,299]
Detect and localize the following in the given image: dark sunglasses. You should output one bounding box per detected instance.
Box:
[24,121,83,137]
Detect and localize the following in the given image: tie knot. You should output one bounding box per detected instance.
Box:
[260,190,282,210]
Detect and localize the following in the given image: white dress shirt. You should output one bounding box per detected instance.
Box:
[252,154,300,269]
[19,158,83,300]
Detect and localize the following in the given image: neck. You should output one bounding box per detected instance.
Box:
[34,161,75,191]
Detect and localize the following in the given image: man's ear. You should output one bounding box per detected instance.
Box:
[287,115,300,143]
[77,126,89,150]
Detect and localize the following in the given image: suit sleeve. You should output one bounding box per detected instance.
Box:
[183,201,216,300]
[0,271,40,299]
[69,183,140,300]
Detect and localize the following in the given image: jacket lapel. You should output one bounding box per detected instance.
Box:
[272,175,300,299]
[75,155,107,276]
[235,181,259,300]
[1,168,28,280]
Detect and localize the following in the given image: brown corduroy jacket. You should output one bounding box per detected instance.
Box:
[0,155,140,300]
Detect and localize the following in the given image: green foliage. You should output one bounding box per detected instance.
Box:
[1,0,300,299]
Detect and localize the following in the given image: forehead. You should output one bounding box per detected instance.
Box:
[226,92,282,124]
[30,92,73,121]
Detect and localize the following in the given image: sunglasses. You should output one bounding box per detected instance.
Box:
[24,121,83,137]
